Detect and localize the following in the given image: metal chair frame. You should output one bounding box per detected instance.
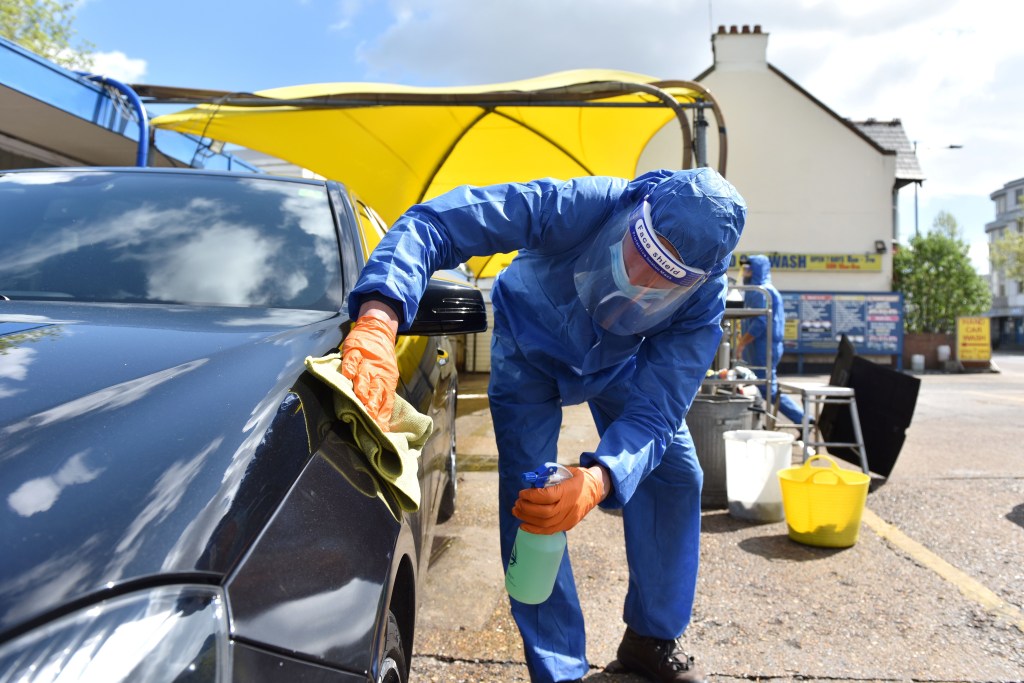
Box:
[777,382,869,474]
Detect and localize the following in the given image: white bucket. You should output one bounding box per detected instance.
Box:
[937,345,951,362]
[911,354,925,372]
[723,430,795,522]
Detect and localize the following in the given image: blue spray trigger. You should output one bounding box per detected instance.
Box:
[521,462,573,489]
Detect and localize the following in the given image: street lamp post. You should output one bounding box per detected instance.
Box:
[913,141,963,236]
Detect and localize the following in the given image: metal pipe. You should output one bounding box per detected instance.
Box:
[694,100,709,168]
[137,80,703,170]
[81,73,150,167]
[653,80,729,176]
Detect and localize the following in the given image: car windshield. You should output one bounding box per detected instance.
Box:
[0,170,344,310]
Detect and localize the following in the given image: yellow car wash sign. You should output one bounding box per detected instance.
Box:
[732,254,883,272]
[956,317,991,362]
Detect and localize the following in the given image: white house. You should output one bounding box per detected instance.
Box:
[637,25,925,369]
[691,25,907,293]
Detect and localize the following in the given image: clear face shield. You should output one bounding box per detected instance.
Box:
[574,197,709,335]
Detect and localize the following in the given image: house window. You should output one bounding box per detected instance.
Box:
[996,195,1007,215]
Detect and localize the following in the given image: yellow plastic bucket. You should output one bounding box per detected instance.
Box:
[778,454,870,548]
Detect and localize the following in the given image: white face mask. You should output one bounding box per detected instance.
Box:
[609,241,671,303]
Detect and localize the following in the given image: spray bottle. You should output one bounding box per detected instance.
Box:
[504,462,573,604]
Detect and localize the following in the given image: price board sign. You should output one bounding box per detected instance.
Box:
[781,292,904,357]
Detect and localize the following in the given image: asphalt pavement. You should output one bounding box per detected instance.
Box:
[410,352,1024,683]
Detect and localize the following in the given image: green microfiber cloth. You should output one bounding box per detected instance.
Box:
[304,353,433,512]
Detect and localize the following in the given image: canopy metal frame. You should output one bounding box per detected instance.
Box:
[134,78,728,177]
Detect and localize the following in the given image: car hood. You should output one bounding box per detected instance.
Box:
[0,302,343,636]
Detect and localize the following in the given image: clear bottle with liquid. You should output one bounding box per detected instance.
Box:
[504,462,572,605]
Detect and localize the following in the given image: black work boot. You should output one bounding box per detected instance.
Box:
[606,626,707,683]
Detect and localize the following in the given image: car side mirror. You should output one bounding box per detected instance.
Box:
[405,271,488,336]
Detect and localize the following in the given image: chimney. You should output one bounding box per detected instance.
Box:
[712,24,769,70]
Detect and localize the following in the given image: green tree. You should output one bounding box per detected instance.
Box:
[932,210,961,239]
[989,195,1024,283]
[893,211,991,334]
[0,326,60,355]
[990,229,1024,282]
[0,0,93,69]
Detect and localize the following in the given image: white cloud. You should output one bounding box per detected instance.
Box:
[7,452,103,517]
[969,240,991,275]
[358,0,707,85]
[0,346,34,381]
[89,50,148,82]
[329,0,364,30]
[773,1,1024,198]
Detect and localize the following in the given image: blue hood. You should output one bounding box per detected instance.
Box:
[745,254,772,285]
[636,168,746,278]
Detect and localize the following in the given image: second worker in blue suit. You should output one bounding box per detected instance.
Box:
[341,167,746,683]
[735,254,806,426]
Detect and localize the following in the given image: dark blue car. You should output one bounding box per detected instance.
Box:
[0,167,486,682]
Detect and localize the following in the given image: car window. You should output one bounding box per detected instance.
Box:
[0,171,345,310]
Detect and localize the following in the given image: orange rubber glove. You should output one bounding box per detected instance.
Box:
[341,315,399,431]
[512,466,606,534]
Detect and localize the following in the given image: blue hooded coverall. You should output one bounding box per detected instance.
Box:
[350,168,746,683]
[741,254,805,424]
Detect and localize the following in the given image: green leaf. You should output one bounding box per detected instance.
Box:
[1,0,94,69]
[893,214,991,334]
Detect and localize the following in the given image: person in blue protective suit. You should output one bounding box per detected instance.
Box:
[340,167,746,683]
[734,254,806,425]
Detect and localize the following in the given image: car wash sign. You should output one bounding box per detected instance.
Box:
[732,253,883,272]
[781,292,903,356]
[956,316,991,363]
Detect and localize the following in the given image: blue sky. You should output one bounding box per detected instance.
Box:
[74,0,1023,273]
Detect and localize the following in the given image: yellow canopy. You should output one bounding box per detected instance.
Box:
[146,69,726,279]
